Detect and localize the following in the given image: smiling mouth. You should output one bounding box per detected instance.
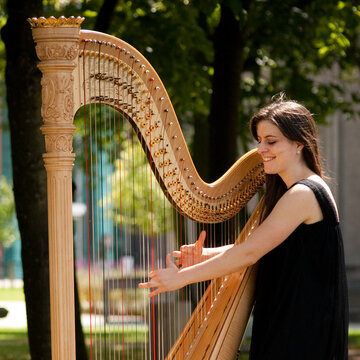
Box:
[263,157,275,162]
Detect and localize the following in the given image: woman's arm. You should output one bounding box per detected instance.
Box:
[139,184,320,296]
[203,244,234,257]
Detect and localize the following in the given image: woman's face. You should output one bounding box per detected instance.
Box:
[256,120,301,176]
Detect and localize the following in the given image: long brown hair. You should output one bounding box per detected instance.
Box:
[249,95,324,221]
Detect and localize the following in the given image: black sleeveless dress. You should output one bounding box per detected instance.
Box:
[249,179,349,360]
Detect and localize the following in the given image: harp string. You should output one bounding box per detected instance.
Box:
[77,37,255,360]
[147,76,156,360]
[116,48,125,360]
[82,40,94,360]
[81,48,164,359]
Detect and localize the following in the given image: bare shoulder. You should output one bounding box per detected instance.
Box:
[279,183,321,224]
[254,182,320,248]
[283,176,338,224]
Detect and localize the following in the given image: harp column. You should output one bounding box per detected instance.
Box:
[29,17,84,360]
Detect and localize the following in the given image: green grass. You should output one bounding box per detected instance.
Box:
[349,329,360,348]
[0,287,25,301]
[0,328,359,359]
[0,329,30,360]
[0,328,149,360]
[0,318,359,359]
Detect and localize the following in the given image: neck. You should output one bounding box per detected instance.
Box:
[279,163,315,189]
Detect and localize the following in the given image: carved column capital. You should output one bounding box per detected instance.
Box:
[29,17,83,149]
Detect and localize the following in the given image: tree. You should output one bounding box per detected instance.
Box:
[66,0,360,181]
[1,0,87,358]
[1,0,51,358]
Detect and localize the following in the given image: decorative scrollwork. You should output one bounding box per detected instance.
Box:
[41,74,74,124]
[44,134,73,153]
[36,43,79,61]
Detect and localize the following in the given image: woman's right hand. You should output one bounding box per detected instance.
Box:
[172,230,207,268]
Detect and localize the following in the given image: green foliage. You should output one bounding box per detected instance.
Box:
[74,107,173,235]
[4,0,347,157]
[0,0,7,75]
[105,0,214,126]
[107,135,173,235]
[2,0,360,150]
[0,175,19,248]
[56,0,360,150]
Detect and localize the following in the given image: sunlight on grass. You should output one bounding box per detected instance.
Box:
[0,287,25,301]
[0,327,148,360]
[349,329,360,349]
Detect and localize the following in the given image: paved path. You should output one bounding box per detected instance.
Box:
[0,301,27,328]
[0,301,141,330]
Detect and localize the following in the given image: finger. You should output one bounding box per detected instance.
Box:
[195,230,206,248]
[180,245,191,254]
[138,282,152,289]
[139,277,160,288]
[166,253,178,269]
[147,288,163,297]
[172,250,181,258]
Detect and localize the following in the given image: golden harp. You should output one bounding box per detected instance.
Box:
[28,16,265,360]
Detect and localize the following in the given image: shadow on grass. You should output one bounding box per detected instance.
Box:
[0,329,30,360]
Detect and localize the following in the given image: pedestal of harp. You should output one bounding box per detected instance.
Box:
[29,16,265,360]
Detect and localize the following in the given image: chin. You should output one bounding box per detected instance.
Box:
[263,166,277,175]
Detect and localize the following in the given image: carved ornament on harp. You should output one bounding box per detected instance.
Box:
[44,134,73,153]
[41,75,74,124]
[28,16,85,28]
[35,43,79,61]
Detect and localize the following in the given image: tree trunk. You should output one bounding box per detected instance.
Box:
[207,2,249,182]
[2,1,88,359]
[204,2,251,247]
[94,0,119,32]
[193,113,210,180]
[1,1,51,358]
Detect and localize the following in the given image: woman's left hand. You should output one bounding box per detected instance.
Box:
[138,254,185,297]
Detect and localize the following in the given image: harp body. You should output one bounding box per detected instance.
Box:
[29,17,265,360]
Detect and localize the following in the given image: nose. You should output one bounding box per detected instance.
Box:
[257,141,267,154]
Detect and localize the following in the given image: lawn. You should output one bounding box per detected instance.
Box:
[0,287,359,359]
[0,329,30,360]
[0,328,359,360]
[0,287,25,301]
[0,328,148,360]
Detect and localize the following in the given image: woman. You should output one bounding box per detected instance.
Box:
[139,96,349,359]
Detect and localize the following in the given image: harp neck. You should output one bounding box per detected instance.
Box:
[30,18,264,224]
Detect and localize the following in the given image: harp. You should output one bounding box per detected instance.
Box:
[28,16,265,360]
